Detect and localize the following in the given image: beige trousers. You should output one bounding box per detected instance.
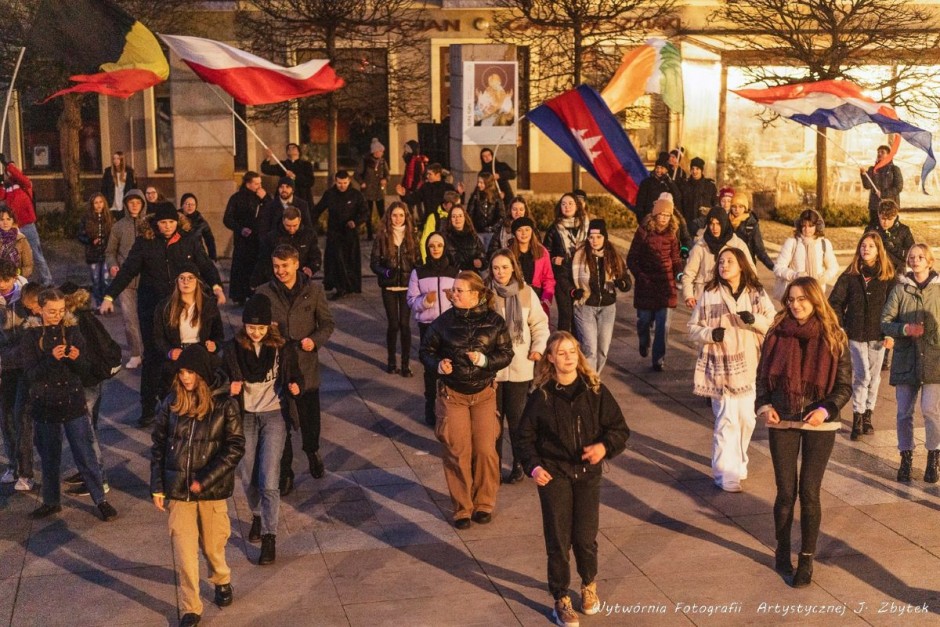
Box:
[167,499,232,615]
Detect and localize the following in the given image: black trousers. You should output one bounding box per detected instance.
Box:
[538,471,601,599]
[365,199,385,239]
[137,290,162,419]
[381,289,411,368]
[496,380,530,466]
[281,388,323,477]
[419,323,437,418]
[768,428,835,555]
[555,276,574,333]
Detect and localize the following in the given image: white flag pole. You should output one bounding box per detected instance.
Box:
[0,47,27,153]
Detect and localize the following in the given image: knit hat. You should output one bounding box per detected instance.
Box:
[175,261,200,280]
[174,344,214,385]
[731,192,749,209]
[655,152,670,168]
[651,192,674,217]
[370,137,385,153]
[152,201,179,223]
[718,186,735,200]
[278,176,294,189]
[587,218,608,238]
[243,293,272,326]
[690,157,705,170]
[511,216,536,234]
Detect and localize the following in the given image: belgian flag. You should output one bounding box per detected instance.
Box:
[28,0,169,100]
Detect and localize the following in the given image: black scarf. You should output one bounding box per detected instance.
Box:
[237,341,278,383]
[703,207,733,256]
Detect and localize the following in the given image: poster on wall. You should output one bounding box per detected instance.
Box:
[463,61,518,145]
[32,145,49,168]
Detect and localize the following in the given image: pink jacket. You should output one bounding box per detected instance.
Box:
[530,253,556,305]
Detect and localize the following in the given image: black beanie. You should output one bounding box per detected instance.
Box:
[655,152,670,168]
[277,176,294,189]
[511,216,536,233]
[588,218,608,238]
[152,201,179,223]
[175,344,214,385]
[690,157,705,170]
[175,261,201,281]
[243,293,272,325]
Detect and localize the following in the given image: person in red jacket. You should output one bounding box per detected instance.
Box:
[0,155,52,285]
[627,194,682,371]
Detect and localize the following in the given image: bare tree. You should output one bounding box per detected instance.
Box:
[235,0,430,179]
[0,0,199,217]
[710,0,939,211]
[491,0,677,188]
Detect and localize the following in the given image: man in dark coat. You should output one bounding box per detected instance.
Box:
[223,171,268,304]
[870,199,915,271]
[261,143,315,205]
[679,157,718,227]
[314,170,368,299]
[668,148,687,183]
[396,163,463,226]
[257,176,312,241]
[101,202,223,426]
[861,144,903,224]
[478,147,516,200]
[251,205,321,288]
[635,153,682,222]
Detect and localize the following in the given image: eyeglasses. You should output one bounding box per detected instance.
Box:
[177,275,198,282]
[786,296,808,306]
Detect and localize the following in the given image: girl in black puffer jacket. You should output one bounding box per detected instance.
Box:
[151,345,244,621]
[443,206,485,272]
[370,201,419,376]
[515,331,630,623]
[419,271,513,528]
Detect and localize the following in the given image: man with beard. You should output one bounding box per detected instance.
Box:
[261,143,315,205]
[679,157,718,227]
[314,171,368,300]
[224,172,268,305]
[259,176,312,241]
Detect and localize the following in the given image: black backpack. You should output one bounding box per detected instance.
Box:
[76,311,122,386]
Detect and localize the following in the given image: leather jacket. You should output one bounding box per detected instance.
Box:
[419,301,513,394]
[150,381,245,501]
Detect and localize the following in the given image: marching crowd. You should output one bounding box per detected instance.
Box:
[0,140,935,627]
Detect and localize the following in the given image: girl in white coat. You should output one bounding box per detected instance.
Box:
[773,209,840,300]
[681,207,755,309]
[690,247,776,492]
[486,249,549,483]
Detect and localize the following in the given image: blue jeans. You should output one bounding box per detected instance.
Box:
[848,340,885,413]
[636,308,670,366]
[574,304,616,374]
[19,223,52,285]
[88,262,110,306]
[239,410,288,536]
[895,383,940,452]
[34,414,106,506]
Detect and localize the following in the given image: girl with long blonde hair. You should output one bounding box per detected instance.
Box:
[516,331,629,625]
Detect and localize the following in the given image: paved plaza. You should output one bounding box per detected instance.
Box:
[0,244,939,626]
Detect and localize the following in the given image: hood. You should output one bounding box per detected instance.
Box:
[123,189,147,211]
[23,311,78,329]
[899,270,940,289]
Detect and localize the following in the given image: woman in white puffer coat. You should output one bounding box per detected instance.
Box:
[773,209,840,300]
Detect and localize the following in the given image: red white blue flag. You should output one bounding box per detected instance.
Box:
[734,80,936,193]
[528,85,648,209]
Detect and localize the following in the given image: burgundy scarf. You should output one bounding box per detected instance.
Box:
[759,316,838,415]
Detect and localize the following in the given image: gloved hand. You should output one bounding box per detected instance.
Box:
[614,276,632,292]
[712,327,725,342]
[737,310,755,325]
[680,246,690,260]
[571,288,585,300]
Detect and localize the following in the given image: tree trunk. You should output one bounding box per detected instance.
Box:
[716,64,728,187]
[57,93,83,219]
[815,126,828,213]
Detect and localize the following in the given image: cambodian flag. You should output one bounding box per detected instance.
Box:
[528,85,648,209]
[734,80,936,192]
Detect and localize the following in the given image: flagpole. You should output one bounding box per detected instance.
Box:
[489,117,524,186]
[207,85,289,174]
[0,47,26,154]
[806,125,881,196]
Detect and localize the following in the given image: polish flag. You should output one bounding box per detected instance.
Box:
[160,34,344,105]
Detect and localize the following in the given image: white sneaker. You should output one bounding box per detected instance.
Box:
[125,356,142,369]
[14,477,34,491]
[0,469,15,484]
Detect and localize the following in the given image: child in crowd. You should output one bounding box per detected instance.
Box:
[78,193,113,306]
[0,206,33,279]
[869,199,915,273]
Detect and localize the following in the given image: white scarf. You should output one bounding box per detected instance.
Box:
[392,224,405,248]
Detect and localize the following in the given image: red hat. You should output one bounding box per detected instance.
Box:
[718,187,735,200]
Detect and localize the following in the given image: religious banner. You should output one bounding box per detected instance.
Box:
[462,61,518,145]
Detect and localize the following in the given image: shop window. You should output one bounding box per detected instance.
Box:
[154,82,174,171]
[20,96,101,173]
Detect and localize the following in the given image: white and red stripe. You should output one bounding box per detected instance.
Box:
[160,34,343,105]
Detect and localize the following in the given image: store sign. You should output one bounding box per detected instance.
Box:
[419,19,461,32]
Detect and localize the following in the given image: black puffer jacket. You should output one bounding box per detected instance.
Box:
[106,220,222,302]
[515,377,630,480]
[370,237,418,289]
[869,218,915,271]
[150,382,245,501]
[419,301,514,394]
[733,213,775,271]
[828,268,893,342]
[446,228,485,271]
[20,320,90,422]
[184,210,217,261]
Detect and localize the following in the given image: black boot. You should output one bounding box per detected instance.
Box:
[505,462,525,484]
[850,412,863,441]
[792,553,813,588]
[774,544,793,577]
[308,451,325,479]
[862,409,874,435]
[248,515,262,543]
[259,534,276,565]
[926,450,940,484]
[424,401,436,427]
[898,450,913,482]
[279,470,294,497]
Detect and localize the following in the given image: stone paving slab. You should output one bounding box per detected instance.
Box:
[1,243,939,625]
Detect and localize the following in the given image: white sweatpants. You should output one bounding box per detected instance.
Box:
[711,392,757,488]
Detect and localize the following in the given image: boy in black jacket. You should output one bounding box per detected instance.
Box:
[869,200,915,273]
